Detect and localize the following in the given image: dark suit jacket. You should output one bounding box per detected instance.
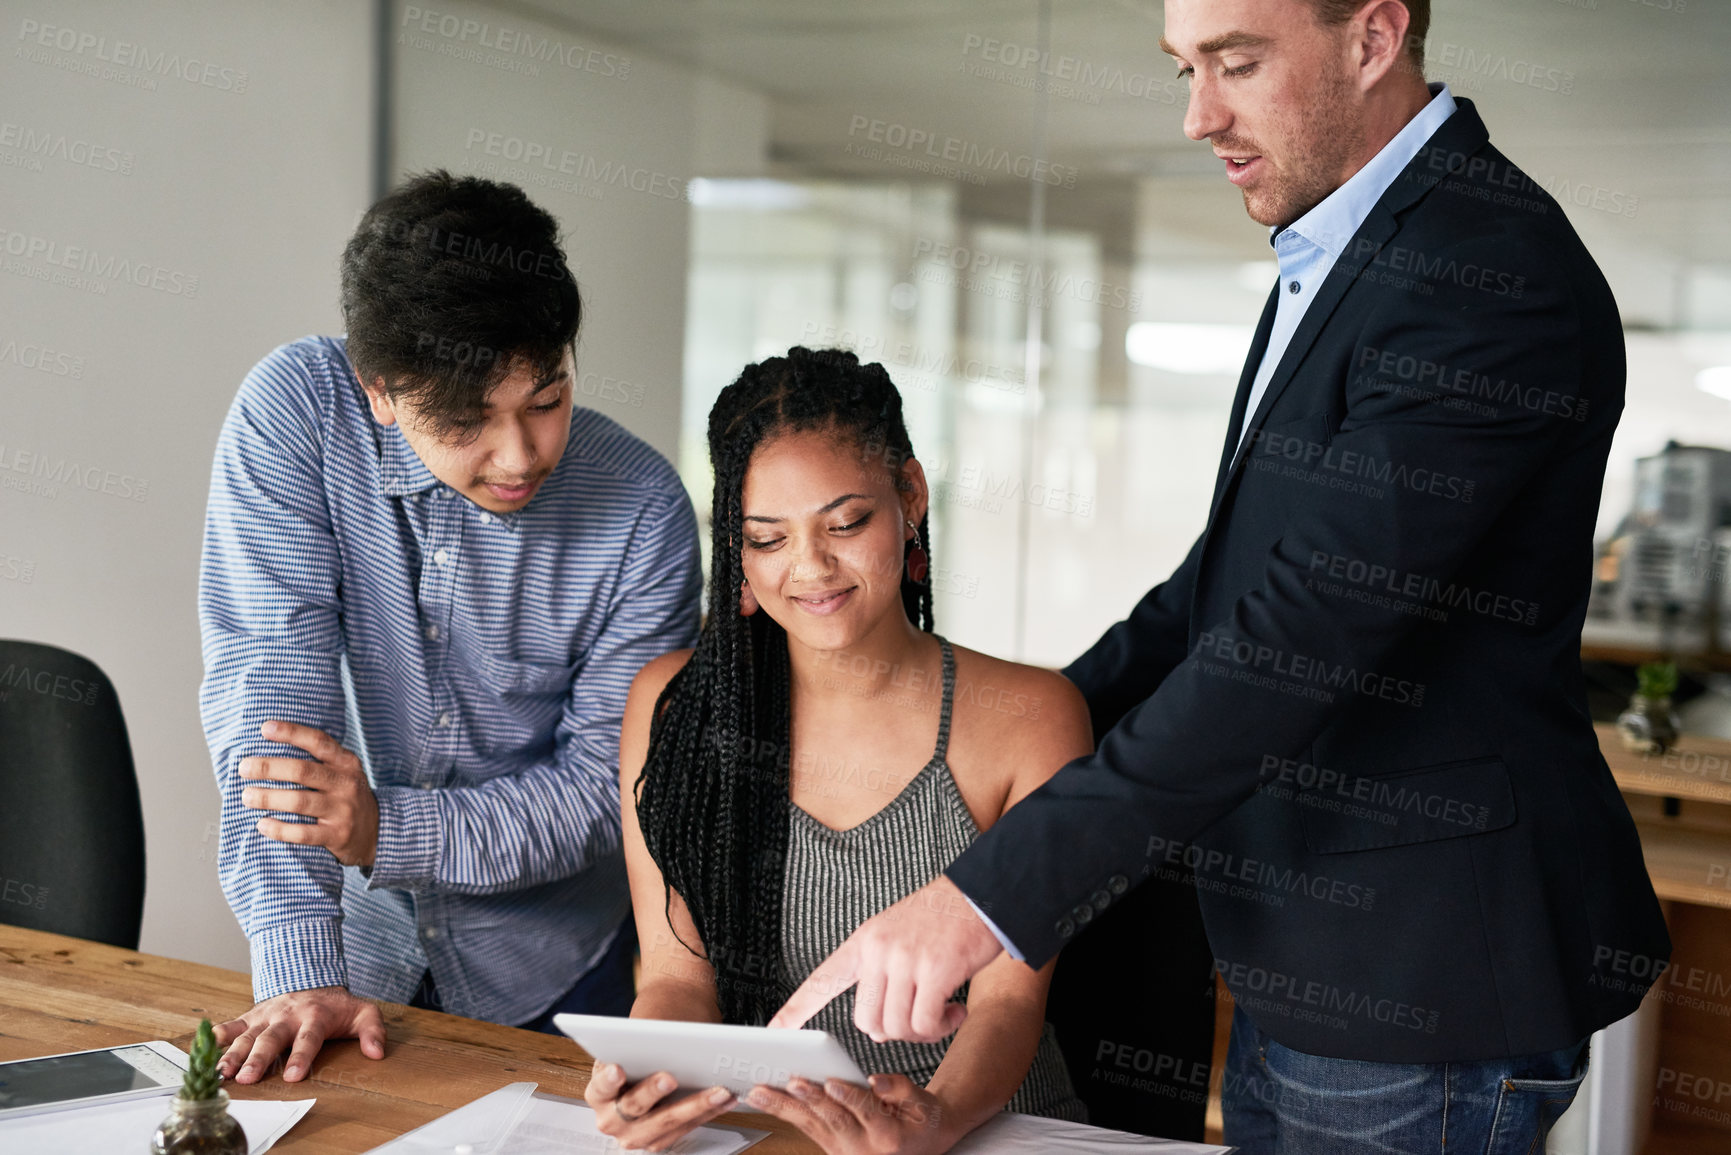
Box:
[948,99,1671,1063]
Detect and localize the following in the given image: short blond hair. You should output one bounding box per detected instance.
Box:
[1309,0,1429,69]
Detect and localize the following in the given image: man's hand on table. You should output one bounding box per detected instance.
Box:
[214,986,386,1083]
[769,875,1004,1044]
[241,720,379,867]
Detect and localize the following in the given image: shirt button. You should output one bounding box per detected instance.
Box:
[478,512,493,524]
[1288,280,1302,294]
[1071,903,1094,926]
[438,711,452,727]
[425,624,439,640]
[1055,916,1075,939]
[422,927,439,940]
[434,548,450,566]
[1108,874,1129,895]
[1091,889,1112,912]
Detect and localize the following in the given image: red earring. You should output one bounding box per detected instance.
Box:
[905,519,929,584]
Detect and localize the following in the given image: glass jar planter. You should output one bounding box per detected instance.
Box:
[1617,693,1681,755]
[149,1091,248,1155]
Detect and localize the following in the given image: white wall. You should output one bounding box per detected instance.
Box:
[0,0,376,971]
[0,0,766,976]
[389,0,768,456]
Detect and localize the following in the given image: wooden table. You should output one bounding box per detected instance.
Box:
[0,924,816,1152]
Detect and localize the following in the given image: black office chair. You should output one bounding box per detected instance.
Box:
[1046,871,1218,1139]
[0,639,145,948]
[1042,687,1220,1140]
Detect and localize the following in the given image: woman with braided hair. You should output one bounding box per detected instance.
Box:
[584,346,1090,1152]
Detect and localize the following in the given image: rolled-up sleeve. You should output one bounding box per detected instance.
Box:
[199,345,353,1000]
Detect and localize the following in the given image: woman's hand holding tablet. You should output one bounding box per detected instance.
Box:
[584,1060,738,1151]
[561,1014,870,1150]
[560,1011,962,1155]
[743,1072,954,1155]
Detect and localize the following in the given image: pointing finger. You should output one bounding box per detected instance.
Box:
[769,938,859,1030]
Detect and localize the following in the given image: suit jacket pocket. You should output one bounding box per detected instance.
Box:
[1299,755,1516,854]
[1246,412,1332,466]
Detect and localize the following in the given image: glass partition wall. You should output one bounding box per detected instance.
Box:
[387,0,1730,666]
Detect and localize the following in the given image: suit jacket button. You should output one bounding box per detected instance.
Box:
[1055,916,1075,938]
[1072,903,1094,926]
[1091,889,1111,912]
[1108,874,1129,895]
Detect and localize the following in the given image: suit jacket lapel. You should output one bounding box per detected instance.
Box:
[1220,99,1493,483]
[1221,209,1400,479]
[1213,282,1280,499]
[1186,98,1494,632]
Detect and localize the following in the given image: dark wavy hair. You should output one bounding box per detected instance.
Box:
[340,169,581,440]
[634,346,934,1024]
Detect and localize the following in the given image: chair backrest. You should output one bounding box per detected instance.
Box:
[0,639,145,948]
[1045,873,1217,1140]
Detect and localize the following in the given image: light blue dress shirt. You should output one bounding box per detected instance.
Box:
[1234,84,1457,457]
[199,336,701,1024]
[966,85,1459,964]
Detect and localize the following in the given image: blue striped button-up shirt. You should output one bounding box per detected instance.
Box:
[198,335,701,1024]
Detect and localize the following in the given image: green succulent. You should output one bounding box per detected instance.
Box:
[1636,661,1678,701]
[179,1019,223,1101]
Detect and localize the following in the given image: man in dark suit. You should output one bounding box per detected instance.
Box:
[773,1,1671,1150]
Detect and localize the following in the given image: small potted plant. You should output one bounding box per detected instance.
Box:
[149,1019,247,1154]
[1617,661,1682,754]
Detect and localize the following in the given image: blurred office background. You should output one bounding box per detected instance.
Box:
[1,3,1728,1145]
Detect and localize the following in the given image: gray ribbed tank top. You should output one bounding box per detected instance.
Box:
[778,638,1087,1122]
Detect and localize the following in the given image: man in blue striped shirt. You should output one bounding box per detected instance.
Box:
[198,172,700,1084]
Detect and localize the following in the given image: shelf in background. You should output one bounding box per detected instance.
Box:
[1598,723,1731,805]
[1644,1112,1731,1154]
[1632,822,1731,911]
[1581,643,1731,671]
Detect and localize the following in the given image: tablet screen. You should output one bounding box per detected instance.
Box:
[0,1047,179,1110]
[554,1013,870,1106]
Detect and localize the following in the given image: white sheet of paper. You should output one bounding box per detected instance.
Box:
[951,1112,1235,1154]
[364,1081,539,1153]
[363,1081,769,1155]
[511,1091,768,1154]
[229,1097,319,1152]
[0,1092,314,1154]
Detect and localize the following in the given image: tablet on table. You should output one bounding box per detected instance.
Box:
[0,1040,189,1120]
[555,1014,870,1110]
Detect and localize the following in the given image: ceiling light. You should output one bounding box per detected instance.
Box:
[686,178,811,211]
[1696,366,1731,401]
[1125,322,1255,375]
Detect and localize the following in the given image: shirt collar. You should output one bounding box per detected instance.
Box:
[350,344,533,527]
[335,338,442,499]
[377,408,442,497]
[1275,83,1457,260]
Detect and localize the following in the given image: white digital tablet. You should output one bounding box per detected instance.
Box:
[554,1014,870,1110]
[0,1040,189,1120]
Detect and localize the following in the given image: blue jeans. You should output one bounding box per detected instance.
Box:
[1223,1006,1589,1154]
[408,920,638,1031]
[518,920,638,1032]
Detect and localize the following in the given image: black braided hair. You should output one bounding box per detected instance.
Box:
[635,346,934,1024]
